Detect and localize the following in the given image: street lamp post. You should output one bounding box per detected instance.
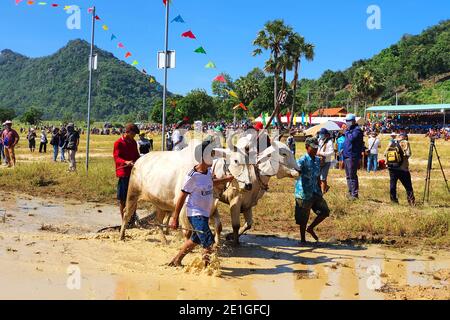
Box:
[86,6,96,173]
[161,1,170,151]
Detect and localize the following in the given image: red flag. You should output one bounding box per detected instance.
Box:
[233,103,248,111]
[213,75,226,83]
[94,15,100,20]
[125,52,132,58]
[286,112,291,124]
[181,30,196,39]
[51,3,59,7]
[309,112,312,124]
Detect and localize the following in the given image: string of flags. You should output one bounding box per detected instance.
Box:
[15,0,157,84]
[165,0,246,111]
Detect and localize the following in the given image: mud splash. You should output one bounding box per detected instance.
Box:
[0,193,448,300]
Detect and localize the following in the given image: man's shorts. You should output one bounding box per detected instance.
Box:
[295,195,330,225]
[117,177,130,202]
[188,216,215,249]
[320,162,332,181]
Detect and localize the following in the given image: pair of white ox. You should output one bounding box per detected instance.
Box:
[119,137,300,246]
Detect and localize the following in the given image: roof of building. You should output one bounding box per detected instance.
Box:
[366,104,450,113]
[312,107,348,117]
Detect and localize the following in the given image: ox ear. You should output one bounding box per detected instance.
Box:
[257,146,276,164]
[213,148,231,158]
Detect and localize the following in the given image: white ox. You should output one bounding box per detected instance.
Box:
[210,139,300,246]
[119,140,253,242]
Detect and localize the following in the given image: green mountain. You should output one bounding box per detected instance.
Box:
[294,19,450,111]
[0,39,164,121]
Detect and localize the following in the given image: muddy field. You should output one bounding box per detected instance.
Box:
[0,192,448,300]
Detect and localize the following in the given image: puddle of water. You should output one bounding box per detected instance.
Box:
[0,193,448,300]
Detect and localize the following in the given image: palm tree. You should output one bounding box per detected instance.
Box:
[287,33,315,129]
[253,20,292,129]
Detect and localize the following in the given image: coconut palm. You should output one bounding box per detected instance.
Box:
[287,33,315,128]
[253,20,292,129]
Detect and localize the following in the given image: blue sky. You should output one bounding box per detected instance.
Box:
[1,0,449,95]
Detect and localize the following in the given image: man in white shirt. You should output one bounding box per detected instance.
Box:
[169,140,234,268]
[317,129,334,194]
[367,131,381,173]
[172,121,188,151]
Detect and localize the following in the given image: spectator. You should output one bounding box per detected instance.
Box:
[317,128,334,194]
[172,121,188,151]
[287,131,296,155]
[27,129,37,153]
[59,127,67,162]
[50,128,60,162]
[367,131,381,173]
[343,114,364,200]
[385,133,416,206]
[39,129,48,153]
[137,133,153,157]
[64,123,80,172]
[336,131,346,170]
[1,120,20,168]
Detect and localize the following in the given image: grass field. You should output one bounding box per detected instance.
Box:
[1,131,449,248]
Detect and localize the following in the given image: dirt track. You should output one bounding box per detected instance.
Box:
[0,193,448,300]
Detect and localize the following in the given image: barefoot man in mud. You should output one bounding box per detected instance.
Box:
[295,137,330,245]
[114,124,140,227]
[169,140,234,267]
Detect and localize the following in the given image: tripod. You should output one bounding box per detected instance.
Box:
[423,138,450,203]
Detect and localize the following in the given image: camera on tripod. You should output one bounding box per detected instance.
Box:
[423,137,449,203]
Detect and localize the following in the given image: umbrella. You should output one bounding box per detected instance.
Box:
[305,121,342,136]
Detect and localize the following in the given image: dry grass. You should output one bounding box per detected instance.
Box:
[1,132,449,248]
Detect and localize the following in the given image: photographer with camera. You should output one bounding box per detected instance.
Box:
[385,132,415,206]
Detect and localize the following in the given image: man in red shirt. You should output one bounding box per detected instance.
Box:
[1,120,20,168]
[114,124,141,227]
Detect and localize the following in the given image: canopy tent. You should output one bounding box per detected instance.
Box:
[253,116,364,126]
[305,121,342,136]
[366,104,450,113]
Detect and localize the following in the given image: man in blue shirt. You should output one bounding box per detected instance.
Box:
[295,137,330,244]
[343,114,364,200]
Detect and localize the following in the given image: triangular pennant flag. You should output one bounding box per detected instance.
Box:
[118,43,124,48]
[132,60,139,66]
[142,69,147,75]
[213,75,226,83]
[125,52,132,58]
[205,61,216,69]
[111,34,117,41]
[171,15,185,23]
[194,47,207,54]
[87,7,94,13]
[16,0,24,5]
[181,30,196,39]
[149,77,156,83]
[27,1,35,4]
[102,25,109,31]
[63,5,71,10]
[38,2,47,5]
[94,15,100,20]
[233,103,248,111]
[51,4,59,7]
[226,90,239,99]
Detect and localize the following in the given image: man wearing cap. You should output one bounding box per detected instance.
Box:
[1,120,20,168]
[114,124,141,226]
[64,123,80,172]
[367,131,381,173]
[343,114,364,200]
[172,121,188,151]
[294,137,331,244]
[317,128,334,194]
[385,132,415,206]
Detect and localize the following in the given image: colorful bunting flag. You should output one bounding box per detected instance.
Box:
[63,5,71,11]
[181,30,196,39]
[213,75,226,83]
[125,52,132,58]
[16,0,23,5]
[132,60,139,66]
[111,34,117,41]
[94,15,100,20]
[149,77,156,83]
[171,15,185,23]
[233,103,248,111]
[226,90,239,99]
[205,61,216,69]
[194,47,207,54]
[118,43,124,48]
[102,25,109,31]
